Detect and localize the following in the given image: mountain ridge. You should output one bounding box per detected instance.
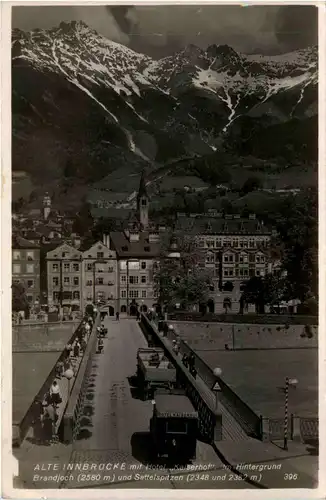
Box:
[12,21,318,192]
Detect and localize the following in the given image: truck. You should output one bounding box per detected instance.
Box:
[136,347,177,399]
[150,390,198,461]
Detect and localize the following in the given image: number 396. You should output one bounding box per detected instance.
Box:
[284,473,298,480]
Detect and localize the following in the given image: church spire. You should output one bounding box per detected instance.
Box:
[137,170,149,229]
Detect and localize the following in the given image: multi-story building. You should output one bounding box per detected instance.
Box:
[46,243,82,315]
[82,239,118,315]
[175,211,276,313]
[12,236,40,304]
[110,228,160,315]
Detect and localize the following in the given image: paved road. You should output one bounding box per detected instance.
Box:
[59,318,255,489]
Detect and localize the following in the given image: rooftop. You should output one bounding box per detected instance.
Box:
[175,215,271,235]
[110,231,160,258]
[154,393,197,415]
[12,235,40,249]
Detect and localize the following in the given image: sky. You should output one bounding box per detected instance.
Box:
[12,4,318,58]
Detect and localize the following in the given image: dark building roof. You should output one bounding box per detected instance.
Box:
[12,235,40,249]
[110,231,160,258]
[175,215,271,236]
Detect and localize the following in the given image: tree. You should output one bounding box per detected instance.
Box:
[275,188,317,301]
[241,276,266,313]
[153,234,213,311]
[12,282,30,316]
[241,272,287,313]
[241,176,262,195]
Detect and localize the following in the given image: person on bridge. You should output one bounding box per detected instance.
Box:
[49,380,62,407]
[136,310,141,321]
[31,398,44,444]
[172,340,180,355]
[73,341,80,358]
[97,337,104,353]
[42,402,58,445]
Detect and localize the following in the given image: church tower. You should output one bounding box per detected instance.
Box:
[43,192,51,220]
[137,171,149,229]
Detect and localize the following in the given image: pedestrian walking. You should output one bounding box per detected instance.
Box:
[136,310,140,321]
[116,311,120,321]
[172,340,179,355]
[55,361,64,379]
[73,341,80,358]
[49,380,62,407]
[182,353,189,368]
[80,339,86,353]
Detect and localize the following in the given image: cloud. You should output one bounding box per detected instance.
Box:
[12,5,317,57]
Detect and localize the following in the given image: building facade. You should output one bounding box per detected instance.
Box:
[46,243,83,315]
[81,239,118,315]
[12,236,40,304]
[175,212,277,313]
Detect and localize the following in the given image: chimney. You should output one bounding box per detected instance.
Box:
[103,233,110,248]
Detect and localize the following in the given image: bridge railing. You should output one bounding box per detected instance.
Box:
[13,317,89,447]
[61,314,100,443]
[140,314,222,443]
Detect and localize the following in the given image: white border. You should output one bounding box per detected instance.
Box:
[1,1,325,499]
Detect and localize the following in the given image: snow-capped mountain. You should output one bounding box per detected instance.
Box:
[12,21,318,185]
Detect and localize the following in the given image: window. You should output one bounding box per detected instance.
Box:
[256,270,261,276]
[53,277,59,286]
[199,239,205,247]
[73,263,79,272]
[64,277,70,285]
[27,280,34,288]
[142,290,147,298]
[27,295,33,303]
[120,261,127,270]
[52,263,59,272]
[129,290,139,298]
[206,252,214,264]
[239,255,248,264]
[53,291,60,301]
[121,290,127,298]
[225,240,231,247]
[249,239,256,248]
[108,266,113,273]
[141,198,147,206]
[62,252,67,257]
[26,264,34,273]
[13,264,21,274]
[97,291,105,300]
[13,251,20,260]
[141,276,147,284]
[27,251,34,261]
[233,239,239,248]
[73,277,79,286]
[224,255,233,263]
[96,278,104,285]
[216,239,222,248]
[121,275,126,283]
[86,280,92,286]
[64,263,70,272]
[206,240,215,248]
[129,276,139,284]
[86,263,92,271]
[97,252,104,259]
[141,261,146,270]
[256,255,265,264]
[73,291,80,300]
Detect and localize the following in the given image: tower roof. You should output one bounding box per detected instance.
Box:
[137,170,148,200]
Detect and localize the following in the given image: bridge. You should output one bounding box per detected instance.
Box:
[13,313,318,489]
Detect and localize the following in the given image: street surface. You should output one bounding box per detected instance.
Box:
[14,317,317,490]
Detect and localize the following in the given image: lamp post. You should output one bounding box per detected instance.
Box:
[283,377,298,450]
[212,367,222,411]
[63,367,74,396]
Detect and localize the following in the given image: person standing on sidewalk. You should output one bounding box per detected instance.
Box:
[42,403,57,445]
[116,311,120,321]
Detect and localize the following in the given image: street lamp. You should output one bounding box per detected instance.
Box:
[282,377,298,450]
[212,367,223,412]
[63,367,74,395]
